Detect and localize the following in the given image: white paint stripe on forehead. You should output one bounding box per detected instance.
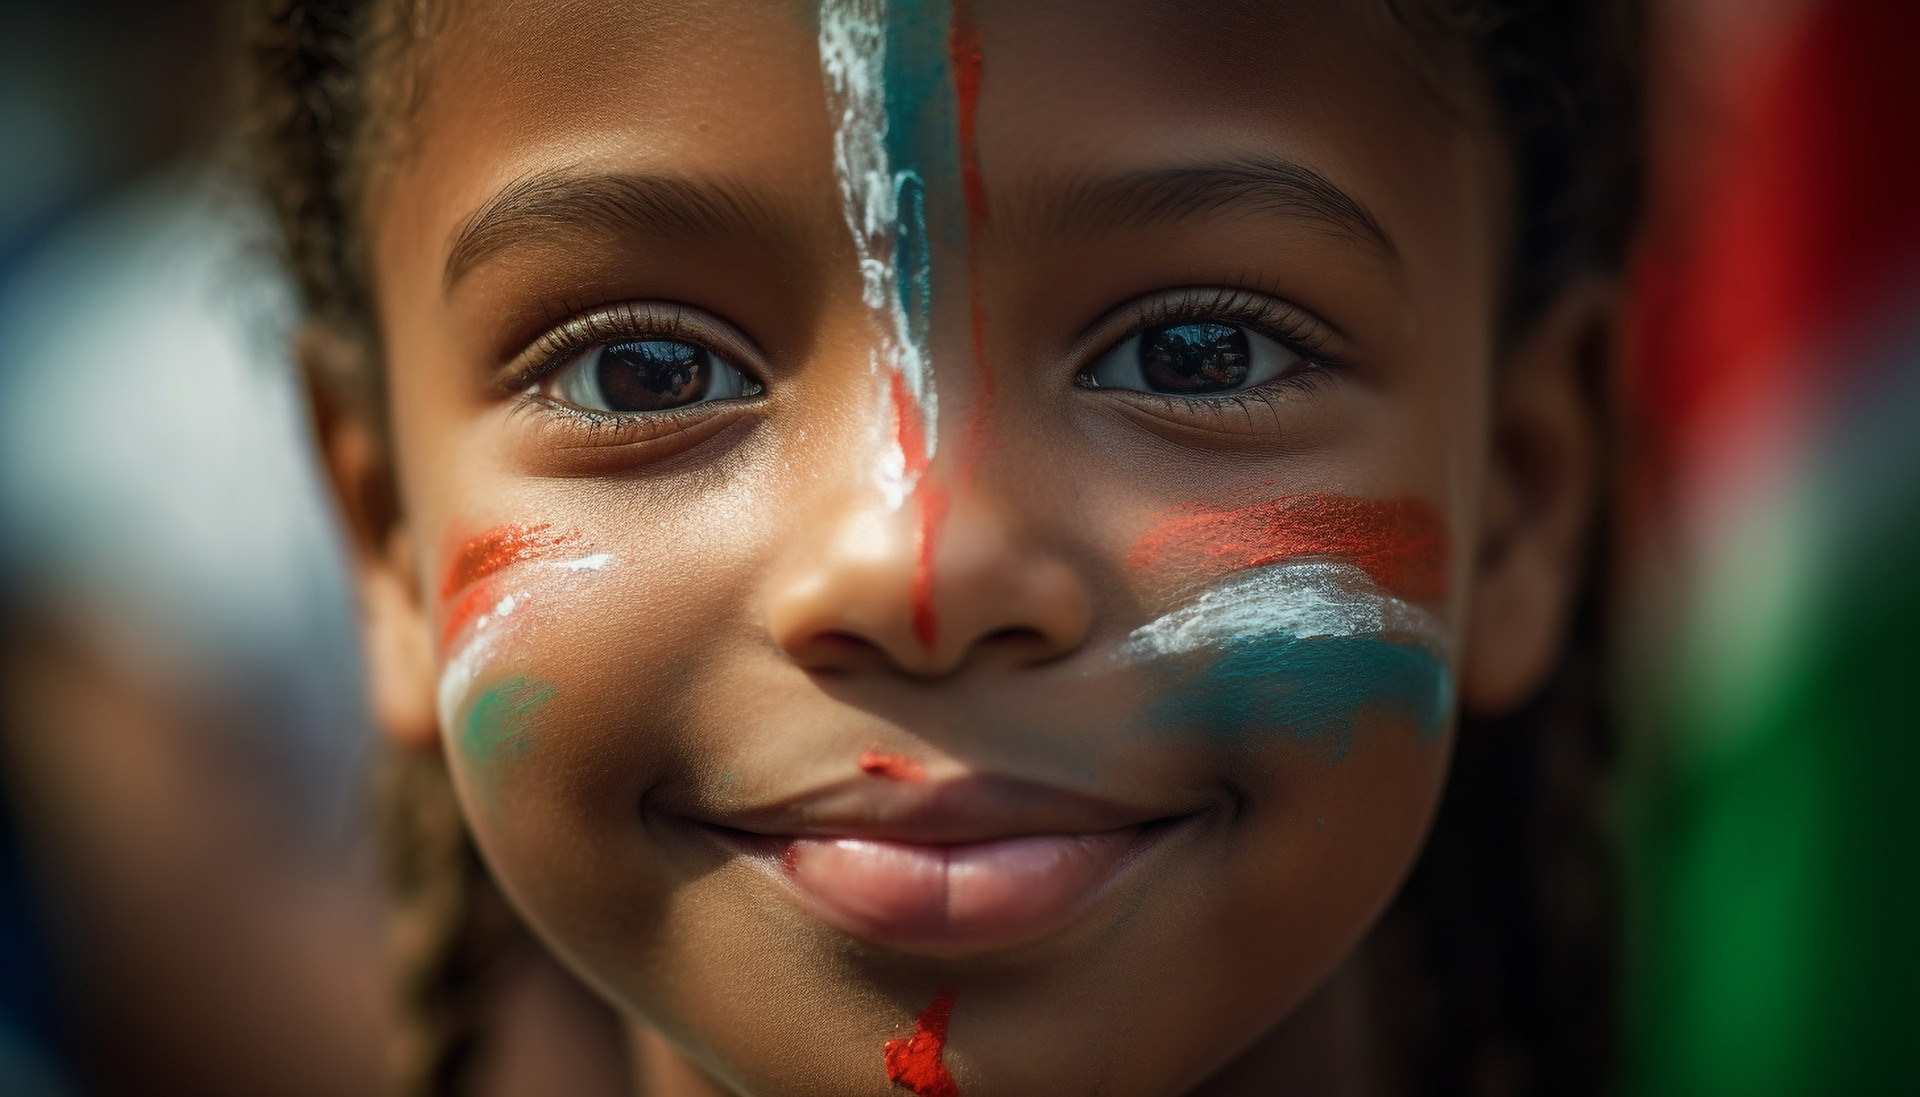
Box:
[819,0,939,504]
[1119,559,1451,662]
[820,0,895,308]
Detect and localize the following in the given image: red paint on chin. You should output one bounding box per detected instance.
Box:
[1130,495,1450,602]
[858,751,928,782]
[885,988,959,1097]
[436,523,579,653]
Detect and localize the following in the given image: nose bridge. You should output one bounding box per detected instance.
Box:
[762,442,1091,677]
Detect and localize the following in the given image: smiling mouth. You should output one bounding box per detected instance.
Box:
[686,775,1205,956]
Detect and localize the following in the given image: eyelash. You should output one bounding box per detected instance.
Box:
[504,286,1344,439]
[500,302,767,440]
[1077,286,1348,425]
[506,302,732,391]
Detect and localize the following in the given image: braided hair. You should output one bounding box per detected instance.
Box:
[244,1,1642,1093]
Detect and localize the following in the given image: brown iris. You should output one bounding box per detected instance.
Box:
[1139,322,1251,394]
[595,340,711,411]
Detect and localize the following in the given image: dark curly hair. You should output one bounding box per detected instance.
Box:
[244,1,1642,1093]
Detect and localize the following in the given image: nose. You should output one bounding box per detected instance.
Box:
[764,484,1093,677]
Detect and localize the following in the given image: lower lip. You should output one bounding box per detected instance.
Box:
[762,825,1172,954]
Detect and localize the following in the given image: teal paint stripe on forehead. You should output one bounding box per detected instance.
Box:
[818,0,966,431]
[882,0,957,373]
[881,0,961,230]
[894,173,933,360]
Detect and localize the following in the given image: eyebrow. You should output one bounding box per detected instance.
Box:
[1021,158,1398,260]
[443,170,793,292]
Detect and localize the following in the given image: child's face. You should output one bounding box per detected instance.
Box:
[346,1,1591,1093]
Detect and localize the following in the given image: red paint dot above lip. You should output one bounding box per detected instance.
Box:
[885,987,959,1097]
[858,751,929,782]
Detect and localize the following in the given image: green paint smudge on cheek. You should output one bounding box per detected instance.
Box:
[461,676,558,775]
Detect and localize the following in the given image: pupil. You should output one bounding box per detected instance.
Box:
[596,340,710,412]
[1138,322,1251,394]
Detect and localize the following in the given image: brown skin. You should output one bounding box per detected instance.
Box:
[317,1,1604,1093]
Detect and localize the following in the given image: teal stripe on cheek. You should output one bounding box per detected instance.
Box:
[1154,635,1454,759]
[461,676,558,775]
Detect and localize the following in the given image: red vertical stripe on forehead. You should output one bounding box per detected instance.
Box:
[947,0,985,230]
[1129,495,1450,602]
[949,0,997,475]
[438,524,578,601]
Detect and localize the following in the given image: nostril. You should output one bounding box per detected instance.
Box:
[792,629,889,672]
[982,627,1040,645]
[975,625,1068,665]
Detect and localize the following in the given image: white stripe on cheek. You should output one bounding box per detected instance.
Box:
[1119,559,1452,661]
[434,554,614,734]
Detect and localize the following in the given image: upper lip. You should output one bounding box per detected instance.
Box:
[684,773,1191,845]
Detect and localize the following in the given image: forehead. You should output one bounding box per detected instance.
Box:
[376,0,1506,275]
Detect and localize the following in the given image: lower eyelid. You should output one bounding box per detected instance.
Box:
[512,389,757,446]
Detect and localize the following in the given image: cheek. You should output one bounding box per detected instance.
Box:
[432,526,676,859]
[1211,709,1451,1019]
[1117,493,1458,759]
[1150,633,1454,757]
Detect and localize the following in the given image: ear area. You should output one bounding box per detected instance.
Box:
[1461,280,1613,718]
[299,323,441,752]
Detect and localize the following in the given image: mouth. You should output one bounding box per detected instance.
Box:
[683,774,1206,956]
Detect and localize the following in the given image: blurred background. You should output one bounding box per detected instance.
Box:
[0,0,1913,1095]
[0,2,385,1094]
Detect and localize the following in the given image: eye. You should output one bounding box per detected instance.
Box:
[1082,321,1304,396]
[539,338,761,414]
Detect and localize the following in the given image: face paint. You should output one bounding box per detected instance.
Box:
[947,0,993,468]
[820,0,987,650]
[883,986,959,1097]
[1129,494,1450,603]
[1123,499,1453,755]
[819,0,949,488]
[460,676,558,801]
[440,523,580,648]
[859,750,929,781]
[435,523,609,732]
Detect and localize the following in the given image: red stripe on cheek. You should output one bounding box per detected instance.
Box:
[438,582,503,655]
[884,987,959,1097]
[439,523,578,601]
[1129,495,1450,603]
[436,524,582,652]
